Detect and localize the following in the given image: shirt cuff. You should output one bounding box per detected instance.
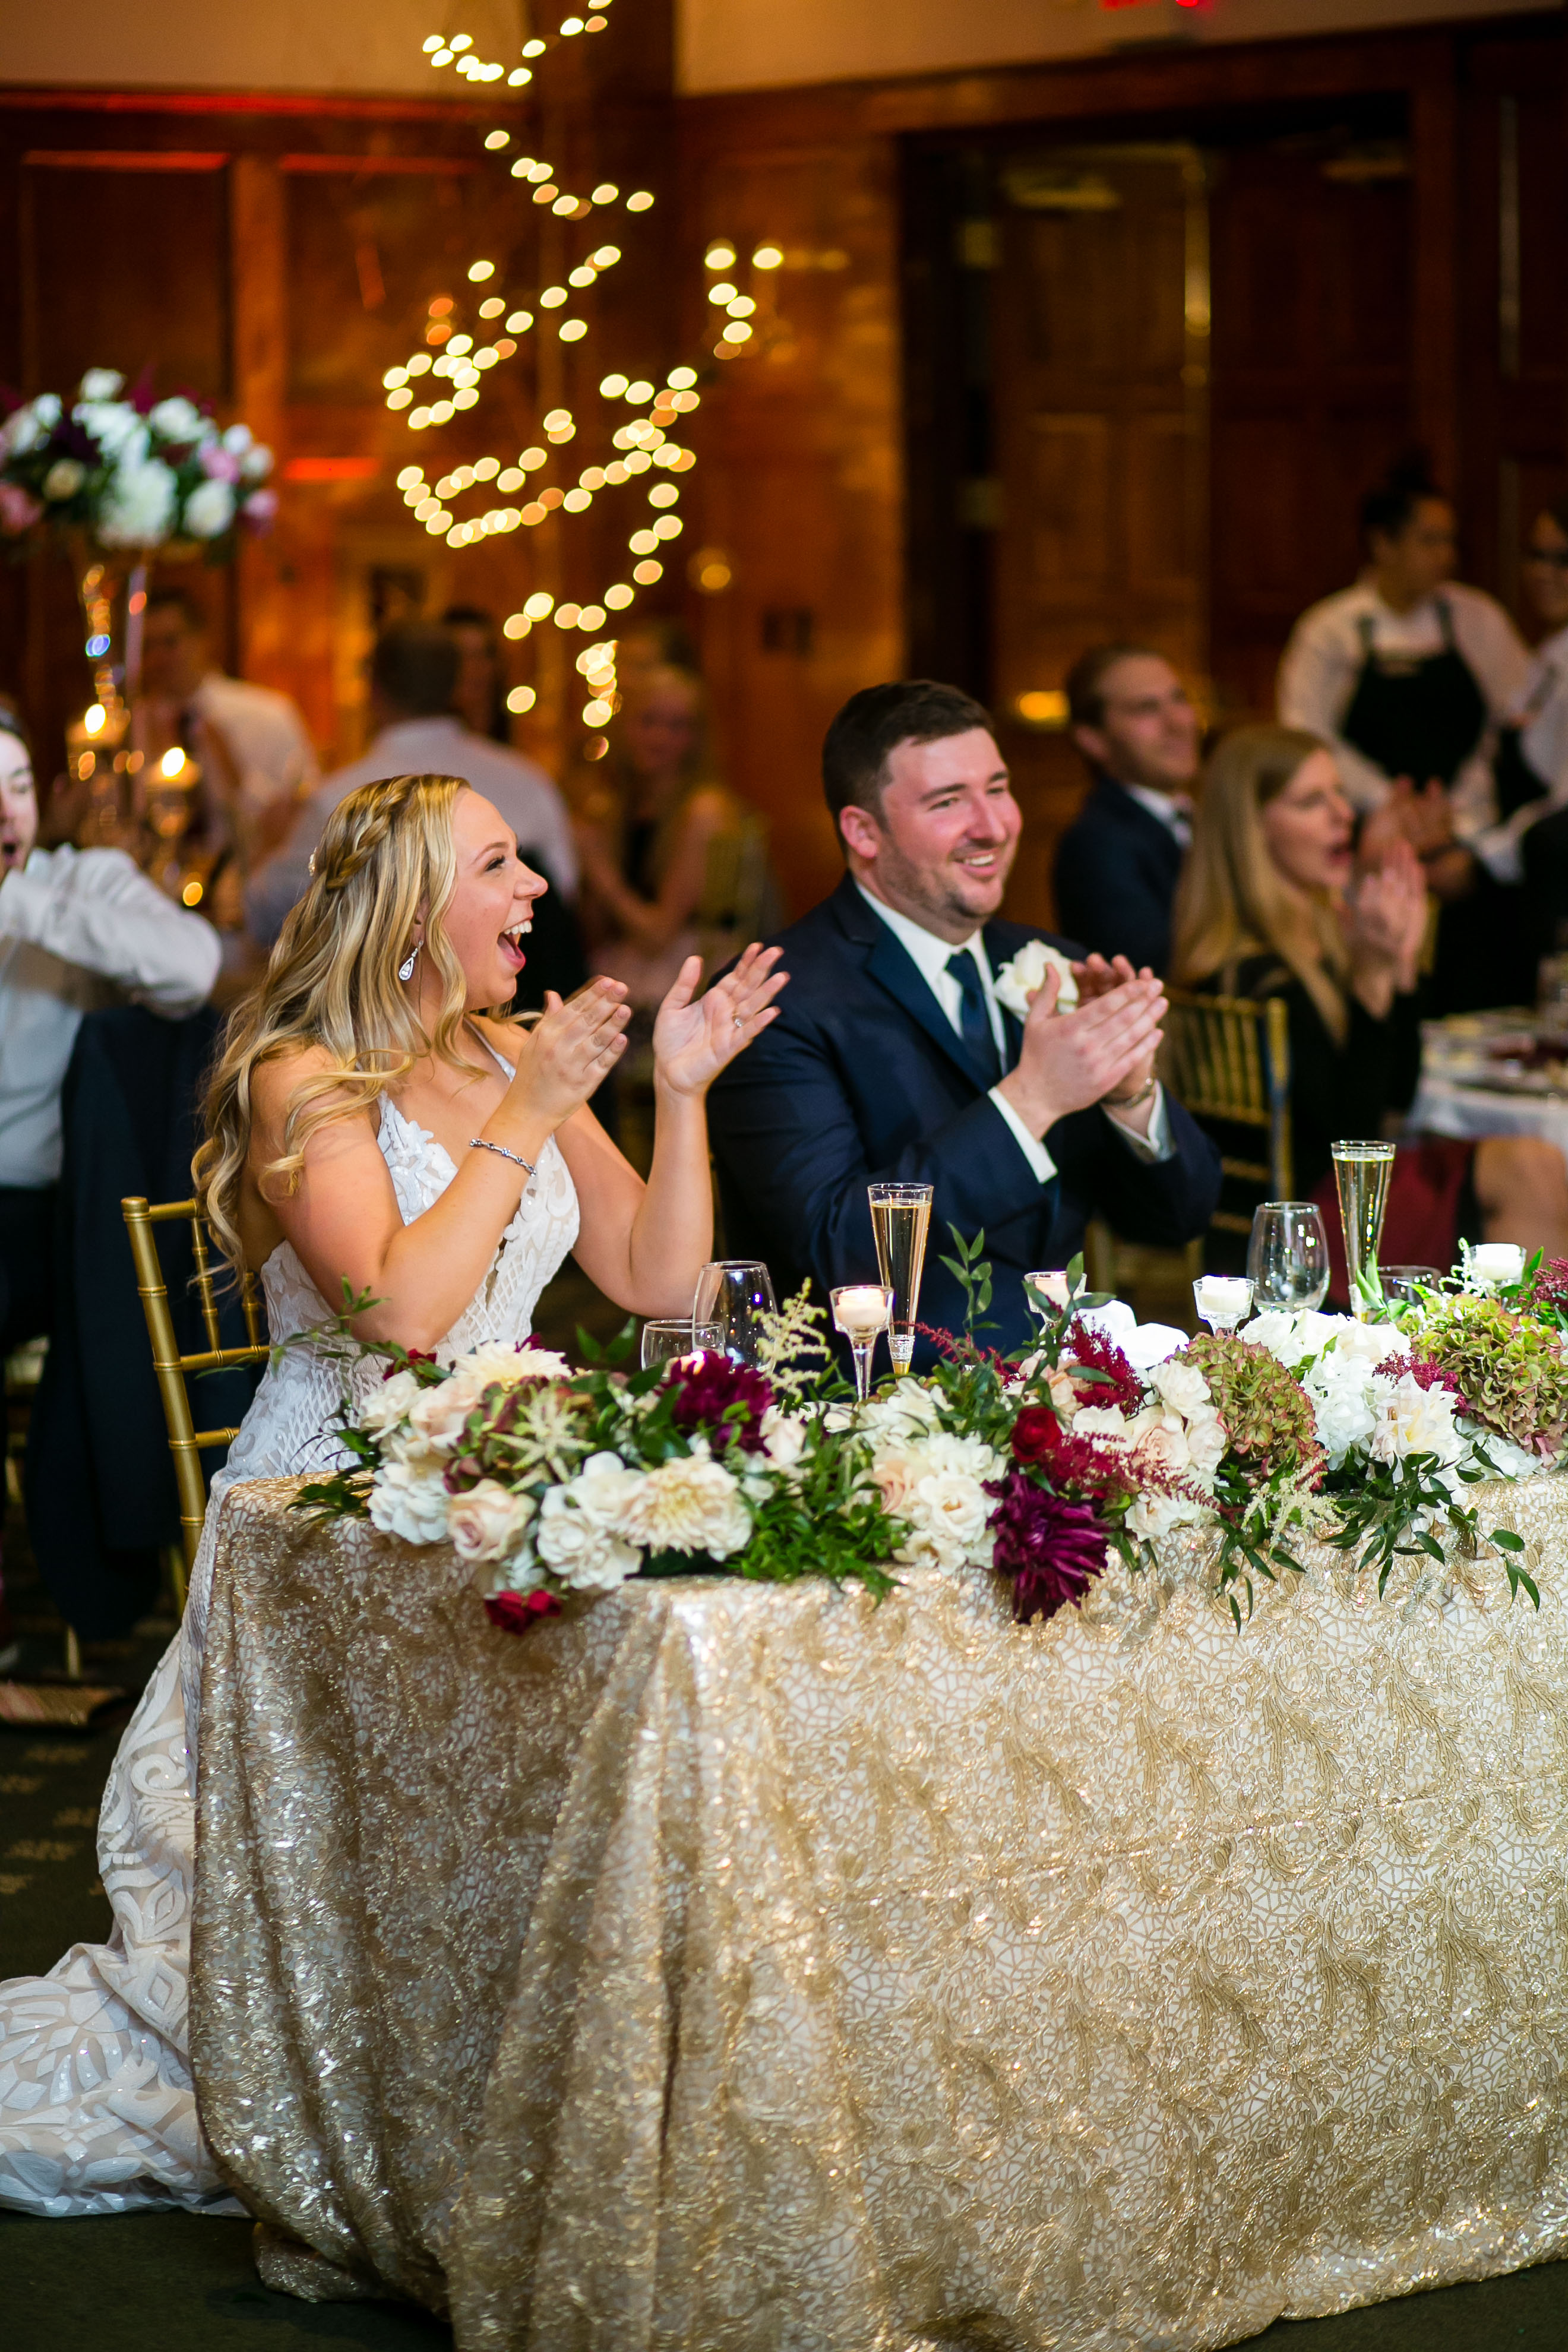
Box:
[0,864,46,943]
[1103,1083,1175,1162]
[988,1086,1057,1186]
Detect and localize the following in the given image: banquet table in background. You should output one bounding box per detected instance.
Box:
[194,1477,1568,2352]
[1408,1010,1568,1161]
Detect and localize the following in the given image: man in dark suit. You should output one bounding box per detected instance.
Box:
[708,681,1222,1360]
[1051,645,1201,974]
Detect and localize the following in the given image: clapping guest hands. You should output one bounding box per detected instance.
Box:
[1348,836,1427,1013]
[652,943,788,1097]
[997,953,1166,1143]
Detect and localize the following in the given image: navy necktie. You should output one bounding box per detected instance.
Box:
[946,948,1001,1084]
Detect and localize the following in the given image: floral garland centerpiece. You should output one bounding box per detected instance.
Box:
[288,1239,1567,1636]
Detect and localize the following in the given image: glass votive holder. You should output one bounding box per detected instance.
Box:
[641,1319,722,1371]
[1193,1274,1253,1334]
[831,1282,893,1402]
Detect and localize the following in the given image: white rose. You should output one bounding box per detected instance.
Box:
[79,368,124,403]
[537,1457,645,1591]
[858,1377,941,1442]
[241,441,274,482]
[222,421,253,456]
[1131,1411,1193,1478]
[183,477,235,539]
[97,457,176,547]
[994,937,1079,1017]
[73,402,148,464]
[1182,1402,1228,1482]
[1044,1365,1079,1422]
[447,1478,536,1563]
[1370,1371,1463,1469]
[1,399,52,459]
[368,1458,451,1545]
[759,1407,808,1471]
[148,394,206,443]
[1150,1358,1210,1418]
[899,1469,992,1571]
[43,458,86,501]
[1070,1403,1135,1446]
[358,1365,426,1436]
[1128,1491,1215,1542]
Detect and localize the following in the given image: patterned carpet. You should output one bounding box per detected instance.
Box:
[4,1256,1567,2348]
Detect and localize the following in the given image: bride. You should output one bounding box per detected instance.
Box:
[0,771,785,2219]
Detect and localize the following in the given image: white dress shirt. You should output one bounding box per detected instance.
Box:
[0,845,222,1188]
[245,715,579,947]
[1277,580,1531,864]
[189,671,319,819]
[853,883,1172,1186]
[1123,780,1193,849]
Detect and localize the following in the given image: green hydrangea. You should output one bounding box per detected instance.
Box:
[1408,1295,1568,1458]
[1186,1332,1321,1474]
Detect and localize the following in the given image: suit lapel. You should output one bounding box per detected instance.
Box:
[857,920,999,1094]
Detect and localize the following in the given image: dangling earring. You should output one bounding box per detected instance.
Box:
[398,942,420,984]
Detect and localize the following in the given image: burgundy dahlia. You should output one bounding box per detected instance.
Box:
[985,1470,1109,1624]
[665,1355,774,1453]
[485,1588,561,1634]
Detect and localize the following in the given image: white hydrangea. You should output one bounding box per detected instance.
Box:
[97,457,176,547]
[368,1458,450,1546]
[183,477,235,539]
[73,401,147,463]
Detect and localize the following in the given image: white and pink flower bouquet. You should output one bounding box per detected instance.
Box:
[0,369,275,552]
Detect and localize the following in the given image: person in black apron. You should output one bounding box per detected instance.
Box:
[1338,472,1527,1011]
[1512,499,1568,975]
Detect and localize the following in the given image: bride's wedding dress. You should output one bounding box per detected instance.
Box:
[0,1090,579,2217]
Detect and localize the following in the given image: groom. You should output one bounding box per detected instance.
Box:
[707,681,1222,1358]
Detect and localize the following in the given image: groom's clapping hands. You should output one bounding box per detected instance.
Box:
[996,952,1165,1142]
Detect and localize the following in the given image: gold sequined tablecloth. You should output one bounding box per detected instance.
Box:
[191,1474,1568,2351]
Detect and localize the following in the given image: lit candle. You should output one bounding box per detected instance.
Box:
[832,1284,891,1341]
[1470,1243,1526,1290]
[1194,1275,1253,1332]
[1026,1270,1072,1311]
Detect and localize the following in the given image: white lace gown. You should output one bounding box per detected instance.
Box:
[0,1096,579,2218]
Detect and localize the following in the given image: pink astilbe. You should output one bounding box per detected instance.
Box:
[1379,1351,1470,1414]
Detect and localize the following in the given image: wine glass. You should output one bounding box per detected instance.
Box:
[1247,1202,1330,1313]
[691,1261,777,1367]
[830,1283,893,1402]
[1193,1274,1253,1333]
[641,1319,722,1371]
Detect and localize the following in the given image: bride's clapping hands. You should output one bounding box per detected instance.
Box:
[509,976,631,1125]
[652,944,788,1097]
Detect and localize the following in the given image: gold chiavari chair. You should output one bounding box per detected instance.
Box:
[121,1196,268,1607]
[1160,990,1294,1239]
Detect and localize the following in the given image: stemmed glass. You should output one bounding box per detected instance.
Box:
[1331,1138,1398,1322]
[641,1319,722,1371]
[1193,1274,1253,1333]
[691,1260,777,1367]
[831,1283,893,1402]
[1246,1202,1330,1313]
[867,1182,932,1377]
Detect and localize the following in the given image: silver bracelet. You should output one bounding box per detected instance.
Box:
[470,1137,537,1178]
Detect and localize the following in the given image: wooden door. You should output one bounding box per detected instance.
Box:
[988,146,1207,919]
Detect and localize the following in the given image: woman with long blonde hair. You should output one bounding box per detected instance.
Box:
[0,770,785,2223]
[1171,723,1568,1274]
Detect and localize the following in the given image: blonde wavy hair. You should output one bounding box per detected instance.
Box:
[1170,724,1353,1044]
[195,772,512,1267]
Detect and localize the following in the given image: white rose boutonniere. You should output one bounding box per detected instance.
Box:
[993,938,1078,1018]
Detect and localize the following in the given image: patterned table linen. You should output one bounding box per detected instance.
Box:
[192,1473,1568,2351]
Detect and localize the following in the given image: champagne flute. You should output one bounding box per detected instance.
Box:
[691,1260,777,1367]
[1331,1139,1397,1321]
[831,1283,893,1402]
[1246,1202,1330,1313]
[868,1181,932,1377]
[641,1319,722,1371]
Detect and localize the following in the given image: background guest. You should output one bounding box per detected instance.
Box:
[570,663,757,1011]
[442,602,511,743]
[0,707,220,1661]
[245,622,580,979]
[709,681,1222,1361]
[135,584,319,864]
[1052,644,1201,973]
[1509,497,1568,973]
[1171,723,1568,1282]
[1278,455,1532,1010]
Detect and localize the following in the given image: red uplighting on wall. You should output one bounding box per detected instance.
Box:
[282,457,381,482]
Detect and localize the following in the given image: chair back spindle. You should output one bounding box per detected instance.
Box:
[1160,992,1293,1238]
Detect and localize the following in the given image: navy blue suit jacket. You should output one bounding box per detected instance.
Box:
[1052,775,1186,976]
[708,876,1222,1361]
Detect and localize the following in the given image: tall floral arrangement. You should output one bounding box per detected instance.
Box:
[0,371,274,553]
